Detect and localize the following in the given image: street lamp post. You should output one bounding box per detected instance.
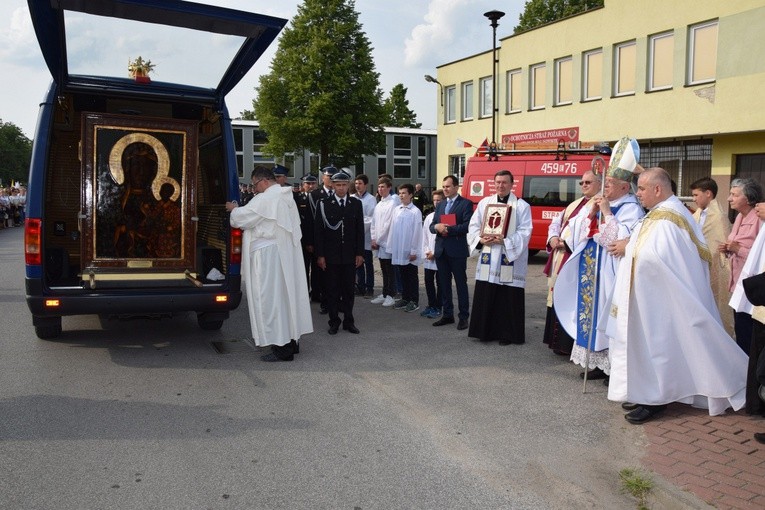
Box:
[424,74,444,108]
[483,10,504,148]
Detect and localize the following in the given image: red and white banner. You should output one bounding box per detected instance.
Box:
[501,126,579,146]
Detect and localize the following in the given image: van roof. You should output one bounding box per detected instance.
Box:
[28,0,286,103]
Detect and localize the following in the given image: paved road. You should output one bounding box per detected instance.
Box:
[0,226,708,509]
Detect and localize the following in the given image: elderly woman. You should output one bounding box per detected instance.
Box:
[721,178,763,353]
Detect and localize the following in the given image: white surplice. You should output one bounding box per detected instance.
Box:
[353,191,377,251]
[422,211,438,271]
[730,222,765,321]
[370,193,401,259]
[230,184,313,347]
[607,195,747,415]
[388,203,423,266]
[467,193,532,288]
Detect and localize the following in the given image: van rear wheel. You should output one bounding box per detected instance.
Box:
[34,317,62,339]
[197,314,224,331]
[197,312,227,331]
[198,319,223,331]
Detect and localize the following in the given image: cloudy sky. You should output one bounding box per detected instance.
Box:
[0,0,524,138]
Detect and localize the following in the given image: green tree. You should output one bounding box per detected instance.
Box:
[251,0,386,167]
[0,120,32,185]
[514,0,603,34]
[383,84,421,128]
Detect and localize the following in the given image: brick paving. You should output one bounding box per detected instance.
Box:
[641,404,765,509]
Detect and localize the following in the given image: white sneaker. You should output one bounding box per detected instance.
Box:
[370,294,385,304]
[382,295,396,307]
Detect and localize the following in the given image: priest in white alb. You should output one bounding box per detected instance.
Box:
[607,167,747,423]
[467,170,532,345]
[226,166,313,362]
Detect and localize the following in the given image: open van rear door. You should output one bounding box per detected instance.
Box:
[27,0,285,105]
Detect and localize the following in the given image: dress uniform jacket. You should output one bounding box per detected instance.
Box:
[314,194,364,263]
[294,191,313,248]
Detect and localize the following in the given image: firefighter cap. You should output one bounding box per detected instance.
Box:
[331,170,351,182]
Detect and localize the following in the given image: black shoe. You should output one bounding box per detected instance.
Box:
[290,339,299,354]
[603,376,609,387]
[579,368,606,380]
[343,324,360,334]
[433,317,455,327]
[625,405,666,424]
[457,318,468,330]
[328,325,339,335]
[621,402,640,411]
[319,307,328,315]
[754,432,765,444]
[261,352,293,362]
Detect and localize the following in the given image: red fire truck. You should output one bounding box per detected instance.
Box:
[462,133,611,255]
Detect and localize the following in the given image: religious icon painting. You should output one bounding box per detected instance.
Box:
[80,113,198,273]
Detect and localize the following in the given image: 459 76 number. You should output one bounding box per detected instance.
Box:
[540,162,578,174]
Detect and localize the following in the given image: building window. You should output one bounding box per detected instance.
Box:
[614,41,636,96]
[377,157,387,176]
[530,63,546,110]
[253,129,273,168]
[688,20,717,85]
[461,81,473,121]
[582,49,602,101]
[648,31,674,91]
[554,57,573,106]
[393,135,412,179]
[310,154,320,175]
[448,154,466,182]
[639,139,712,196]
[417,136,427,179]
[445,86,456,123]
[479,77,493,118]
[506,69,522,113]
[236,154,243,178]
[233,128,243,152]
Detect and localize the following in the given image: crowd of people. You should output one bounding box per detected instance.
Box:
[0,185,26,229]
[226,149,765,440]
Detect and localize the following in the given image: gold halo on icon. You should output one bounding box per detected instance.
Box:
[109,132,172,200]
[153,175,181,202]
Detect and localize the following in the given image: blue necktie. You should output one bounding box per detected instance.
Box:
[445,199,453,214]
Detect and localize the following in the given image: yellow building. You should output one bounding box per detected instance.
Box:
[430,0,765,201]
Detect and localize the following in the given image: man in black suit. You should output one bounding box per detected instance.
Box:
[429,174,473,330]
[314,170,365,335]
[295,174,317,292]
[308,166,336,311]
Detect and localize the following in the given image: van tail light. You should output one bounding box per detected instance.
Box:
[25,218,42,265]
[230,228,242,264]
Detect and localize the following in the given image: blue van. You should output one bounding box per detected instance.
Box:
[24,0,286,339]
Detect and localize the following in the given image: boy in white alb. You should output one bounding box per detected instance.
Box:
[389,183,423,312]
[370,177,401,306]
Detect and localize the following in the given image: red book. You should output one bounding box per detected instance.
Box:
[441,213,456,226]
